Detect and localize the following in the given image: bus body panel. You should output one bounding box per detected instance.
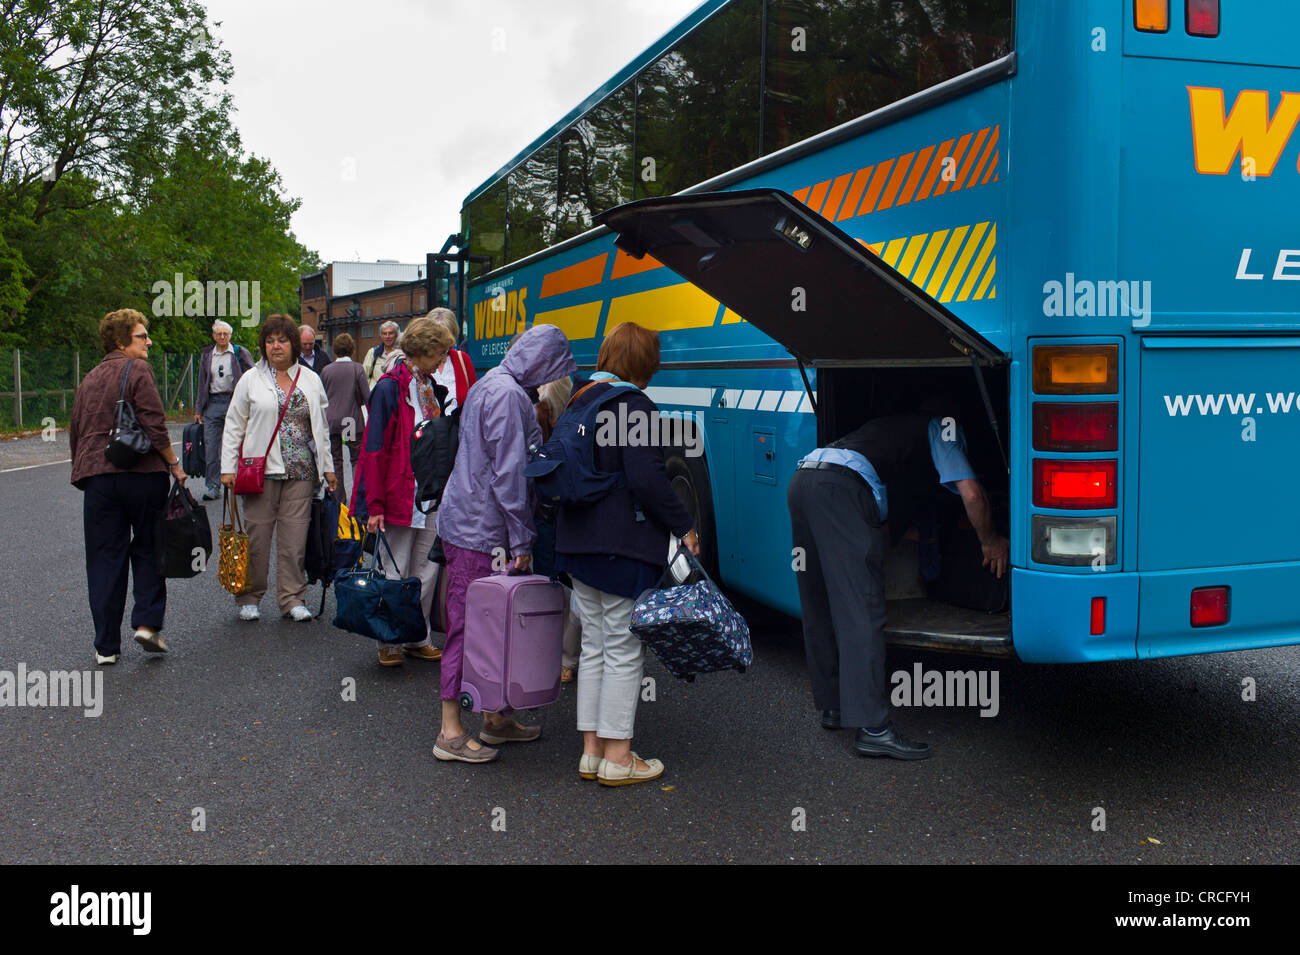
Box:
[1139,338,1300,571]
[1138,561,1300,659]
[1010,568,1138,663]
[1119,57,1300,328]
[1117,12,1300,656]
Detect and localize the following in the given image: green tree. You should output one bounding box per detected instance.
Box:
[0,0,318,351]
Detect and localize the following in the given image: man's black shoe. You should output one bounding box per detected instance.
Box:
[821,710,841,730]
[854,723,931,760]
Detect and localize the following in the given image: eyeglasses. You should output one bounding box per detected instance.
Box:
[132,333,150,340]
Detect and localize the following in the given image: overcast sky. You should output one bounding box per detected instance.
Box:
[201,0,703,266]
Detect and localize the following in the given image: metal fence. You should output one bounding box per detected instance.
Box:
[0,350,197,430]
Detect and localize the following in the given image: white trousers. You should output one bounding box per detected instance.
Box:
[572,579,642,740]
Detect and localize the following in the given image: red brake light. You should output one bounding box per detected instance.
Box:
[1034,459,1117,508]
[1190,586,1229,627]
[1033,402,1118,452]
[1186,0,1219,37]
[1090,597,1106,635]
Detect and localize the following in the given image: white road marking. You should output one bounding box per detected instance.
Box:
[0,440,181,474]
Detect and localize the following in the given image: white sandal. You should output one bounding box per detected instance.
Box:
[597,752,664,787]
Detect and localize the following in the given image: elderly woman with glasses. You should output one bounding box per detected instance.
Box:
[69,309,186,664]
[352,316,456,667]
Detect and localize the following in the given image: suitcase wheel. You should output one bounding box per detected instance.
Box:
[458,692,473,711]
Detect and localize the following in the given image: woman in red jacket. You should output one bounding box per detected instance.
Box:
[352,317,455,667]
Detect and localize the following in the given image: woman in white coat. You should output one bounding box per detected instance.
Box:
[222,315,337,621]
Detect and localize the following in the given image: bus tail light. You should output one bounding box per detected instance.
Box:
[1033,402,1118,451]
[1031,516,1116,566]
[1034,459,1117,508]
[1134,0,1169,32]
[1032,345,1119,395]
[1185,0,1219,37]
[1090,597,1106,635]
[1190,587,1229,627]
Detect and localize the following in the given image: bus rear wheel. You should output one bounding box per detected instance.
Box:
[665,450,718,580]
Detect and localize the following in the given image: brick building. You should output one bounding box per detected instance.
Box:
[299,260,459,350]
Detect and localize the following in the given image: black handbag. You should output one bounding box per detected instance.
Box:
[305,490,340,615]
[154,477,213,578]
[105,359,154,468]
[332,530,426,644]
[412,404,459,513]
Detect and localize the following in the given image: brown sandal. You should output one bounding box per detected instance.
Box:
[433,731,499,763]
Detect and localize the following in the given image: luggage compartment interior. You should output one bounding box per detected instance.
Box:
[815,364,1014,657]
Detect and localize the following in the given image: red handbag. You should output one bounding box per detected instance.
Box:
[235,368,300,495]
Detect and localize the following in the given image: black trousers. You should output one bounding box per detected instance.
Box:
[329,433,359,502]
[787,467,889,729]
[82,472,169,655]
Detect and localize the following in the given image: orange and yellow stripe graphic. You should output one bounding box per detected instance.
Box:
[794,124,1000,221]
[861,221,997,302]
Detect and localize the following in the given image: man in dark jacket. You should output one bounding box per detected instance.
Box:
[788,406,1008,761]
[298,325,332,373]
[195,320,254,500]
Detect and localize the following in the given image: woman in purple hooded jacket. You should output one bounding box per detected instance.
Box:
[433,324,577,763]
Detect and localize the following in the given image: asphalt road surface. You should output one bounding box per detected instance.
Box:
[2,427,1298,864]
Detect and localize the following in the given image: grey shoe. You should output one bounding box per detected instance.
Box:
[433,731,499,763]
[479,719,542,745]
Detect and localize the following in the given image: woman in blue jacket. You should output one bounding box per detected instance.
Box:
[555,322,699,787]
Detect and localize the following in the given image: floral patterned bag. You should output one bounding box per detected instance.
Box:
[218,489,253,595]
[629,545,753,681]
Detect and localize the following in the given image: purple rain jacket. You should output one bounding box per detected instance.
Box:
[437,324,577,558]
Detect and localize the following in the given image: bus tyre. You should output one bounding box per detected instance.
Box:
[665,450,718,580]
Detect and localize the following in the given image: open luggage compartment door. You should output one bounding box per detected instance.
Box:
[599,189,1012,657]
[597,188,1003,366]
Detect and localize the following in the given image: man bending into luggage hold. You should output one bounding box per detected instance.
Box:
[787,403,1009,760]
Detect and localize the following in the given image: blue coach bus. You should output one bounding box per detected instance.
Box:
[447,0,1300,663]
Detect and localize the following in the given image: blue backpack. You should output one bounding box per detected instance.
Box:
[524,379,638,506]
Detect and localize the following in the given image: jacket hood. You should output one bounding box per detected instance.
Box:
[498,324,577,390]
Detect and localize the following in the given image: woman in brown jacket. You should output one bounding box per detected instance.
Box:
[69,309,187,664]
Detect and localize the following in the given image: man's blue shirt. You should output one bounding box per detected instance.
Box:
[797,417,976,521]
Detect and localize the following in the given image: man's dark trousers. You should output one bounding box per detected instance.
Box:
[788,466,890,729]
[202,392,231,496]
[83,472,169,656]
[329,432,359,502]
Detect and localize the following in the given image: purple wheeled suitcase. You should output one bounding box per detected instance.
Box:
[459,573,565,713]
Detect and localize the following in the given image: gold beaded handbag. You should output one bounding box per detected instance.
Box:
[218,488,253,595]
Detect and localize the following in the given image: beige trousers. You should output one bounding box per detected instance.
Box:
[238,478,315,613]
